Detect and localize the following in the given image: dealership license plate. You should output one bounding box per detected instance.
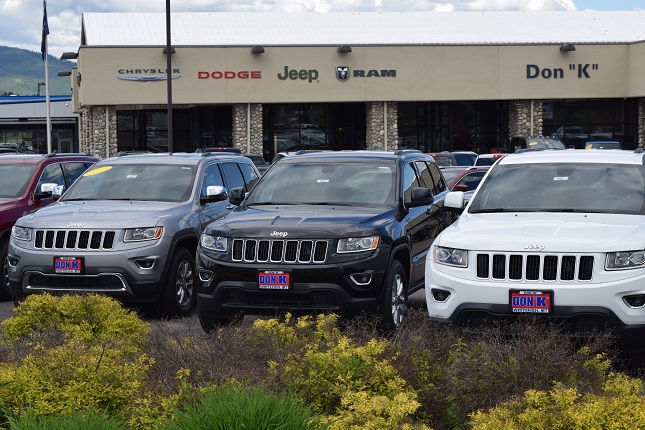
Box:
[258,271,290,290]
[510,290,552,314]
[54,257,83,274]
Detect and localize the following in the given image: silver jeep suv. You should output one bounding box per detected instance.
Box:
[6,152,259,316]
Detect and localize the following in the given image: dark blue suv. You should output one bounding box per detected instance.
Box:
[196,150,453,331]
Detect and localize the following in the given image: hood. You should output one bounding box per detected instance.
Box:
[208,205,394,238]
[438,212,645,253]
[16,200,190,229]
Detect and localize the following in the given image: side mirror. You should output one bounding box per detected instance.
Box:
[34,182,60,200]
[407,187,434,208]
[228,187,246,206]
[200,185,228,204]
[52,185,65,201]
[454,184,469,192]
[445,191,465,211]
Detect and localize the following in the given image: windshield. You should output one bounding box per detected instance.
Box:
[527,139,567,150]
[62,163,196,202]
[246,162,396,206]
[469,163,645,215]
[441,170,463,184]
[0,165,36,198]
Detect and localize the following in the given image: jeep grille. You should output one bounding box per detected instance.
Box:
[476,253,594,282]
[231,239,328,263]
[34,229,116,250]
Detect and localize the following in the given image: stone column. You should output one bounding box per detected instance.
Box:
[366,102,398,151]
[508,100,543,137]
[638,99,645,147]
[78,106,118,159]
[232,103,263,155]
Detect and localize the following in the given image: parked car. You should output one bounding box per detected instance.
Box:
[589,127,624,141]
[246,154,270,175]
[427,149,645,352]
[585,141,621,150]
[196,150,454,332]
[441,166,490,204]
[550,126,588,148]
[474,153,506,166]
[427,151,478,167]
[7,152,260,316]
[1,153,99,300]
[511,136,567,151]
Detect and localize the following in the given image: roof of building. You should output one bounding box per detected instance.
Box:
[81,11,645,48]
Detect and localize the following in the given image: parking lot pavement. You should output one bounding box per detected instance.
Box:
[0,289,429,324]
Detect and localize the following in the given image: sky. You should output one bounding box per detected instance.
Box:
[0,0,643,59]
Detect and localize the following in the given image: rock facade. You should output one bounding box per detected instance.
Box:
[509,100,543,137]
[232,104,263,155]
[366,102,398,150]
[79,106,118,159]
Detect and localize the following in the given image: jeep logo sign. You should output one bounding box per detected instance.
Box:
[277,66,319,83]
[270,231,288,237]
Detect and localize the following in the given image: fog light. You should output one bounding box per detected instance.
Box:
[350,272,372,286]
[431,288,451,302]
[624,294,645,308]
[134,258,155,270]
[198,269,213,282]
[7,255,19,267]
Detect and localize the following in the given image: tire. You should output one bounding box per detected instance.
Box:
[197,297,236,333]
[0,239,14,302]
[154,248,197,318]
[378,260,407,333]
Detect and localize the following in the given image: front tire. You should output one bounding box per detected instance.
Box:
[154,248,196,317]
[378,260,407,332]
[197,297,237,333]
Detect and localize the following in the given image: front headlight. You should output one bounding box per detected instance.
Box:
[124,227,163,242]
[337,236,379,253]
[11,225,32,242]
[606,251,645,270]
[434,246,468,267]
[201,234,227,252]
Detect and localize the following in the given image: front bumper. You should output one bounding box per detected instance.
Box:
[196,248,390,317]
[426,259,645,351]
[7,239,170,303]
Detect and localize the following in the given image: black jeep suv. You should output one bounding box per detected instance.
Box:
[196,150,453,331]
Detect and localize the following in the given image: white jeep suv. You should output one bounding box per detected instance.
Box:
[426,149,645,351]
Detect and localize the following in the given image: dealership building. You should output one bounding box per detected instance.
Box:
[66,11,645,159]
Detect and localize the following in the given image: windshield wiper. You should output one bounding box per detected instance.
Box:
[541,208,585,213]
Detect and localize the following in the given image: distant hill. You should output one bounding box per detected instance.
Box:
[0,45,76,96]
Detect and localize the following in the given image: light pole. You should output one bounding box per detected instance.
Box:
[165,0,174,153]
[37,81,45,96]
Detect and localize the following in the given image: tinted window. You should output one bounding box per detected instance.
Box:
[37,164,65,192]
[403,163,421,202]
[453,153,477,166]
[414,161,434,189]
[455,171,486,191]
[428,162,447,194]
[220,163,246,191]
[201,163,225,197]
[238,162,260,190]
[64,162,91,187]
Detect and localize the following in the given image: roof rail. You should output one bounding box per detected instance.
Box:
[117,151,152,157]
[45,151,95,158]
[393,149,422,155]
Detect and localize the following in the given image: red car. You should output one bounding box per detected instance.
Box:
[0,152,99,300]
[441,166,490,203]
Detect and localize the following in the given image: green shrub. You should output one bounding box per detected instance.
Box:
[157,385,328,430]
[7,409,126,430]
[253,313,421,428]
[469,372,645,429]
[1,293,150,354]
[0,294,153,419]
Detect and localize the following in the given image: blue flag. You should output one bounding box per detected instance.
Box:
[41,1,49,61]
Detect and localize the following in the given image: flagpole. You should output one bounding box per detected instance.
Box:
[42,0,52,154]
